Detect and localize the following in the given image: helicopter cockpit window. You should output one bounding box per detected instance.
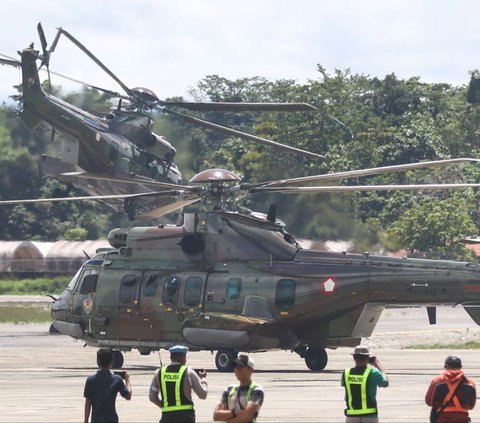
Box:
[226,278,242,300]
[162,276,180,306]
[184,277,203,306]
[119,275,138,304]
[67,267,82,291]
[143,274,160,297]
[275,279,296,311]
[80,274,98,294]
[75,268,100,293]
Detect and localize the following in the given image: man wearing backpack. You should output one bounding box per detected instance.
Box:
[425,355,476,423]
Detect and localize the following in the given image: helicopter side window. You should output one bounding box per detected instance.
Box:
[143,274,160,297]
[162,276,180,306]
[226,278,242,300]
[119,274,138,304]
[275,279,296,311]
[184,277,203,306]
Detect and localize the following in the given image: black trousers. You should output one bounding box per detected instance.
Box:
[160,410,195,423]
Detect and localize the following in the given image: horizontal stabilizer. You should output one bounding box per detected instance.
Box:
[464,306,480,326]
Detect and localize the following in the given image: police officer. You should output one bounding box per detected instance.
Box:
[341,345,389,422]
[149,345,208,423]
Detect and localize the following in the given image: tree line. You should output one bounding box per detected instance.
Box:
[2,67,480,260]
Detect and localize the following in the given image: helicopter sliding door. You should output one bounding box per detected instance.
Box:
[150,272,206,343]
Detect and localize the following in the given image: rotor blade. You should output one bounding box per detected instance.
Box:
[0,57,21,68]
[160,101,317,112]
[46,69,130,99]
[37,22,48,54]
[0,190,187,206]
[48,28,62,54]
[163,108,325,159]
[251,183,480,194]
[137,196,201,220]
[255,158,480,187]
[59,171,195,191]
[56,28,133,97]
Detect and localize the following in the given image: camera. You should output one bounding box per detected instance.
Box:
[369,356,376,364]
[114,371,126,379]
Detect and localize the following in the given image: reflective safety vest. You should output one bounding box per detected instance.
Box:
[159,365,194,412]
[344,367,378,415]
[228,381,257,423]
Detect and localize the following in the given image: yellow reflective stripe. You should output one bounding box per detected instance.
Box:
[228,382,257,423]
[160,365,194,412]
[344,367,377,415]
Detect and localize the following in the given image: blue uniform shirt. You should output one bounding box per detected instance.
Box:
[84,369,130,423]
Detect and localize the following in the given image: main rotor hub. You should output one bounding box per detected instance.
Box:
[189,168,241,184]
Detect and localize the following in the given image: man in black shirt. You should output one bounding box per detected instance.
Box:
[84,348,132,423]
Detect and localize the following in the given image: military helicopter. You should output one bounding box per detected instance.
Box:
[0,23,323,220]
[48,160,480,371]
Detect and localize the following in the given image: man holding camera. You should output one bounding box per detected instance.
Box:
[83,348,132,423]
[341,345,389,422]
[149,345,208,423]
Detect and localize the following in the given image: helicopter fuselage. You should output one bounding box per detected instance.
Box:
[51,211,480,370]
[17,47,182,217]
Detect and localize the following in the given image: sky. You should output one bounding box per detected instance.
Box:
[1,0,480,104]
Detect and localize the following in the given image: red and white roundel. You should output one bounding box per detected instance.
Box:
[322,276,337,295]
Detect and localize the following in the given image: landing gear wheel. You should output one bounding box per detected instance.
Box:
[304,347,328,371]
[112,350,124,369]
[215,349,237,372]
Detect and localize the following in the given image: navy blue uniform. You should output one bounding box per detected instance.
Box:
[84,369,130,422]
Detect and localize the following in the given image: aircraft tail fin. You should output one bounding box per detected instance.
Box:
[464,306,480,326]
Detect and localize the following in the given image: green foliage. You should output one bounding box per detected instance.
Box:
[406,340,480,350]
[0,304,52,323]
[63,227,88,241]
[1,67,480,260]
[388,194,477,260]
[0,277,69,295]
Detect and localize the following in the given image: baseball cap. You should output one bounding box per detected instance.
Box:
[352,345,370,357]
[169,345,189,354]
[445,355,462,369]
[233,354,255,370]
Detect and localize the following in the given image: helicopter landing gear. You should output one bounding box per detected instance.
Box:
[124,198,139,221]
[112,350,124,369]
[215,349,237,372]
[304,347,328,371]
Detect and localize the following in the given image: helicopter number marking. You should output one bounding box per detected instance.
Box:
[83,299,93,314]
[322,276,337,295]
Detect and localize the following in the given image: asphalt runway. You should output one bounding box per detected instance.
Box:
[1,305,480,422]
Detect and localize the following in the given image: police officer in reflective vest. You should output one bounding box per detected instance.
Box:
[149,345,208,423]
[341,346,389,422]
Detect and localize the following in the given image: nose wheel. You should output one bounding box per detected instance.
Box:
[215,349,237,372]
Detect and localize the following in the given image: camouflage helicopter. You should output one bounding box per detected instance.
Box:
[0,23,322,220]
[46,160,480,372]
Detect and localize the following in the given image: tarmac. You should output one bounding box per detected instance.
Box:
[1,301,480,422]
